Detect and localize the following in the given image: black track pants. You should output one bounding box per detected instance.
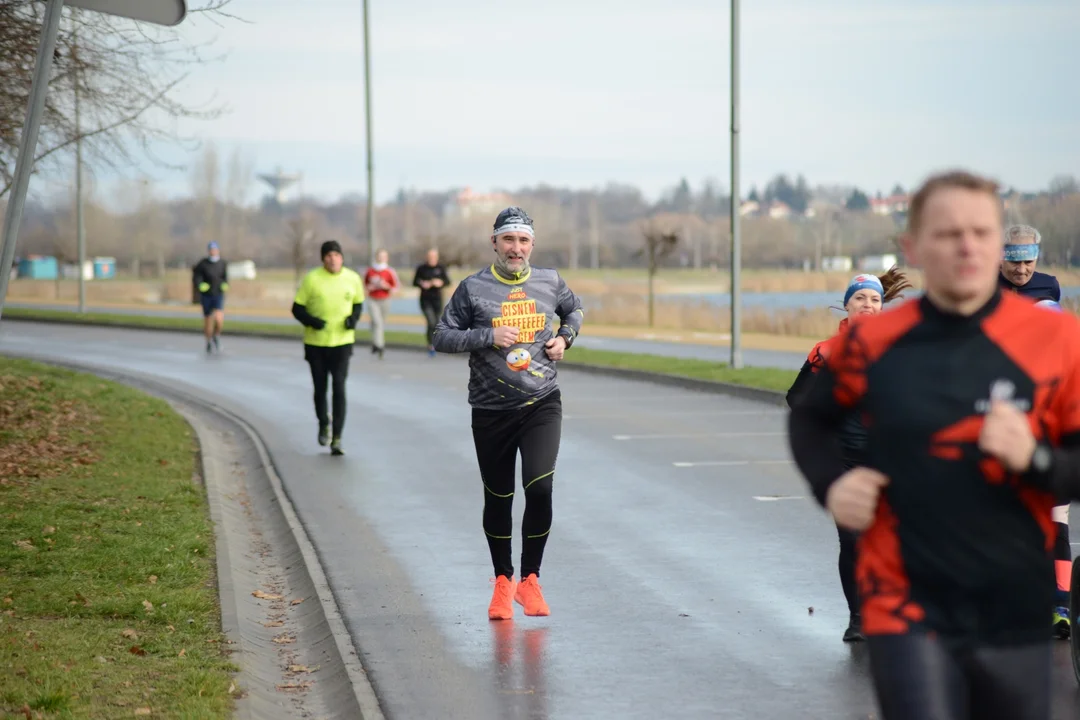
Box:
[471,391,562,580]
[305,343,352,437]
[868,633,1051,720]
[420,299,442,346]
[837,525,858,614]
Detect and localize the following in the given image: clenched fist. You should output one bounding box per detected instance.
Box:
[545,335,567,360]
[493,326,519,348]
[826,467,890,531]
[978,399,1036,473]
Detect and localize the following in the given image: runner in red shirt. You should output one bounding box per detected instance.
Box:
[363,248,399,359]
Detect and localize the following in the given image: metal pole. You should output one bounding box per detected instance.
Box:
[728,0,742,369]
[75,28,86,313]
[0,0,66,322]
[362,0,376,266]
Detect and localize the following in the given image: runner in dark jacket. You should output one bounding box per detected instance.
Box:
[192,241,229,353]
[786,267,912,642]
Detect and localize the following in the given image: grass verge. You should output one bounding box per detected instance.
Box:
[0,357,236,719]
[3,307,796,394]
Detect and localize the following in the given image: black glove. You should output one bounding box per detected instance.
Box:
[309,317,326,330]
[344,317,357,330]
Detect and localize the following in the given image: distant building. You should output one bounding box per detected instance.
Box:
[858,253,899,272]
[443,187,514,221]
[870,194,909,216]
[822,255,853,272]
[767,201,792,220]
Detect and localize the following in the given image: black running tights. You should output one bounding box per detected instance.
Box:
[471,391,562,580]
[305,343,352,437]
[868,633,1051,720]
[837,525,858,614]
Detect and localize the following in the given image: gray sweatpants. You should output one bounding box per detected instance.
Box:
[368,297,390,349]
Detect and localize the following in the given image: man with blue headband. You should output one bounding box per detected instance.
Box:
[433,206,584,622]
[999,224,1060,302]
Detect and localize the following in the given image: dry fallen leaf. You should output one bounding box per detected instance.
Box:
[263,620,283,628]
[178,648,186,657]
[128,646,147,656]
[122,629,138,639]
[2,597,11,605]
[276,681,312,692]
[287,665,313,673]
[148,576,158,584]
[271,634,295,645]
[42,526,55,535]
[228,682,236,694]
[20,703,31,719]
[252,590,282,600]
[134,708,152,716]
[166,625,175,633]
[290,598,304,606]
[13,539,33,551]
[142,600,153,613]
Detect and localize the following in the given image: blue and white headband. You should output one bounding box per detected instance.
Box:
[492,206,535,237]
[844,274,884,306]
[1004,243,1039,262]
[1036,299,1063,312]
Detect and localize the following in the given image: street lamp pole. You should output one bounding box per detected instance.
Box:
[75,27,87,313]
[0,0,65,322]
[363,0,376,266]
[728,0,743,369]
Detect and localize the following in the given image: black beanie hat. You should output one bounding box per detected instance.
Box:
[321,240,342,258]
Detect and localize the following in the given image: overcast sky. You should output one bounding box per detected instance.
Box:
[30,0,1080,207]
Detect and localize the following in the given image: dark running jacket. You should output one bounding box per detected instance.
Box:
[432,264,584,410]
[786,318,867,467]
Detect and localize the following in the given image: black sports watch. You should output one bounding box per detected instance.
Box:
[1030,443,1054,474]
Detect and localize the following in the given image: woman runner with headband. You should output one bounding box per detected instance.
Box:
[433,206,584,621]
[787,267,912,642]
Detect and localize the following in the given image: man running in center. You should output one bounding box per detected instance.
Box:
[789,169,1080,719]
[432,206,584,621]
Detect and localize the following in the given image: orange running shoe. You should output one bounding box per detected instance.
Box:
[488,575,517,620]
[514,574,550,616]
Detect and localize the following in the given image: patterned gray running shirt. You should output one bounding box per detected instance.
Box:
[432,264,584,410]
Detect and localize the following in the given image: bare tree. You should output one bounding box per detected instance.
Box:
[0,0,241,199]
[131,177,169,277]
[287,212,317,288]
[635,222,679,327]
[222,144,254,258]
[189,140,219,246]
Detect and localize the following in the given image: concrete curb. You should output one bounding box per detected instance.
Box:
[1,315,788,406]
[0,351,385,720]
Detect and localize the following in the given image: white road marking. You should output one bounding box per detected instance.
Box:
[673,460,793,467]
[565,410,785,419]
[613,432,784,440]
[752,495,804,502]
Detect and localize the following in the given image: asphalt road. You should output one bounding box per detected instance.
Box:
[5,301,808,370]
[1,322,1077,720]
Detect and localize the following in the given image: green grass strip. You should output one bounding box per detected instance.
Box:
[0,357,236,718]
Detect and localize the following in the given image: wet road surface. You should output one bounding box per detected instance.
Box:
[1,322,1078,719]
[6,301,808,370]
